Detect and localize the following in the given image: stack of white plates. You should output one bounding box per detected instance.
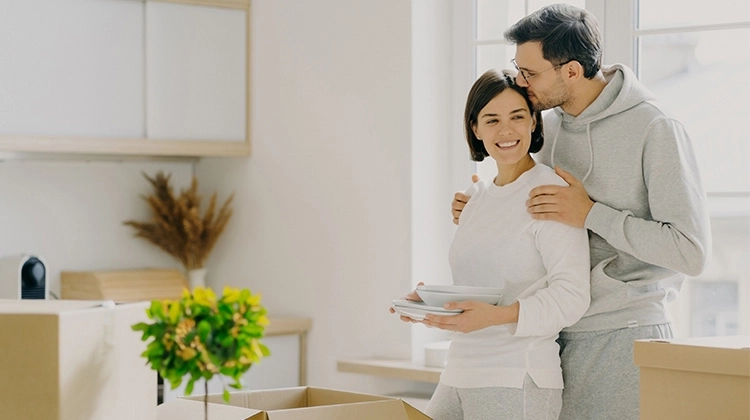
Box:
[392,285,503,321]
[391,299,462,321]
[416,284,503,307]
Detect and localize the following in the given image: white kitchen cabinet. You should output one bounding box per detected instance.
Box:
[0,0,251,157]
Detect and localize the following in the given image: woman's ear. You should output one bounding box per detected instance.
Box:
[531,114,537,132]
[471,123,480,139]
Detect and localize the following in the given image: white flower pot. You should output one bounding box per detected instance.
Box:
[186,268,207,289]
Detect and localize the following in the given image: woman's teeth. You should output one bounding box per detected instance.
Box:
[497,140,519,148]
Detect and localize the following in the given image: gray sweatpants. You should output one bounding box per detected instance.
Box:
[558,323,674,420]
[425,375,562,420]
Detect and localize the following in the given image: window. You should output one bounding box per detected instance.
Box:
[459,0,750,337]
[632,0,750,337]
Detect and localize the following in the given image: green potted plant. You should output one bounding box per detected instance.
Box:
[132,286,270,419]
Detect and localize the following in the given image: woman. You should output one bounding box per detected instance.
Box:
[401,70,590,419]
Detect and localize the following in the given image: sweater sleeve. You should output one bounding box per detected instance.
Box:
[584,117,712,276]
[513,220,591,337]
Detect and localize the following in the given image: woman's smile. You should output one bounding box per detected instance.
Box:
[496,139,520,149]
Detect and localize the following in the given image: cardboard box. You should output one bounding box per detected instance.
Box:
[0,299,157,420]
[157,386,431,419]
[61,268,188,301]
[634,336,750,420]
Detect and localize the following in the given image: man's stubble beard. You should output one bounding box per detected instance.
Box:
[531,76,569,112]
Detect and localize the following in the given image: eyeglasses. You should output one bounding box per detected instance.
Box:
[511,59,573,83]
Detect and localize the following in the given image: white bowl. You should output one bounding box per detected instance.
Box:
[415,289,502,307]
[417,284,504,295]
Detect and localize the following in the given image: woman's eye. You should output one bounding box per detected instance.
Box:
[486,119,498,124]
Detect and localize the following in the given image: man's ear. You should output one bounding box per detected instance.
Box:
[564,60,584,82]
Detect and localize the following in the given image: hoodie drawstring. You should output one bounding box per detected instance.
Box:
[550,117,594,184]
[582,123,593,183]
[550,118,563,170]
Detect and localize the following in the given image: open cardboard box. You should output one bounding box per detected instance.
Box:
[157,386,431,420]
[0,299,156,420]
[634,335,750,420]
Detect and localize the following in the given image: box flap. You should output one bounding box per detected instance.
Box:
[158,398,264,420]
[402,402,433,419]
[187,387,394,410]
[266,399,428,420]
[243,387,309,409]
[306,387,394,406]
[184,387,309,410]
[178,387,432,419]
[634,336,750,377]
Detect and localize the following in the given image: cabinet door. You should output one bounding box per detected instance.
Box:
[0,0,145,138]
[146,1,247,142]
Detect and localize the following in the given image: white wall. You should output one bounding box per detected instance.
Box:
[196,0,420,395]
[0,155,194,289]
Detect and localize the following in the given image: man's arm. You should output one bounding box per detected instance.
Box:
[584,118,711,276]
[528,118,711,276]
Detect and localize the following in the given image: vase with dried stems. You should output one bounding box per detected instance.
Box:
[124,171,233,289]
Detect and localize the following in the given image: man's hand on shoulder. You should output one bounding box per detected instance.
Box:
[526,167,594,228]
[452,174,480,225]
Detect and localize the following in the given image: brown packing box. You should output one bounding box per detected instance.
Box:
[157,386,432,420]
[0,299,157,420]
[61,268,188,301]
[634,336,750,420]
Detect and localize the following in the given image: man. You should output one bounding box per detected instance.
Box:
[450,4,711,419]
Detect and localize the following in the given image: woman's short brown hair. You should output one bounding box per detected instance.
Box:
[464,69,544,162]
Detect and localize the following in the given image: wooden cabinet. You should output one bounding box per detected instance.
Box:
[0,0,251,157]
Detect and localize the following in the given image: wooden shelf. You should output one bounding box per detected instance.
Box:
[0,136,250,158]
[337,359,442,383]
[265,316,313,337]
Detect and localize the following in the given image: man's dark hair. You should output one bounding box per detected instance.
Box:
[504,4,602,78]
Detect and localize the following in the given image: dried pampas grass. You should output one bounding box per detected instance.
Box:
[124,171,234,270]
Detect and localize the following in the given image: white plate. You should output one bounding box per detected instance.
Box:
[392,304,462,321]
[416,289,502,307]
[417,284,504,295]
[392,299,463,313]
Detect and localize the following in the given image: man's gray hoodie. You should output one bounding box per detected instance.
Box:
[535,64,712,332]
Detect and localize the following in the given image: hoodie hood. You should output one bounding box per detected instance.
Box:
[555,64,658,127]
[549,64,658,182]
